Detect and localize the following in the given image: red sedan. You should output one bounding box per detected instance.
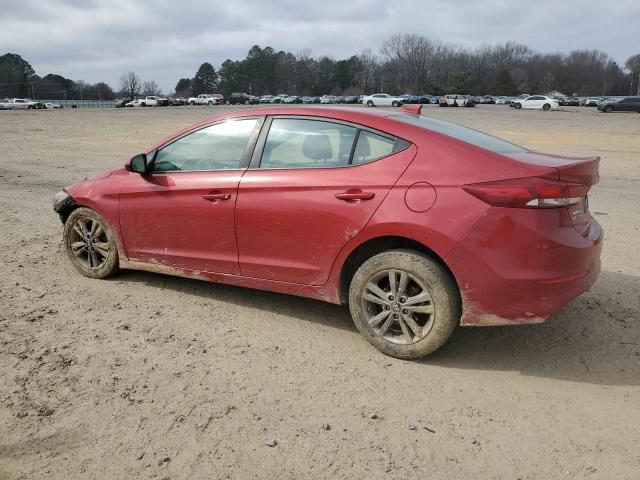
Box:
[52,105,603,358]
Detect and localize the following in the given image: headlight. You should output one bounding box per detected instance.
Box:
[51,190,70,210]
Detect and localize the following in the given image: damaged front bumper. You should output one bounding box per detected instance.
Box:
[51,190,76,222]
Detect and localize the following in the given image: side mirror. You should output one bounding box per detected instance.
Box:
[129,153,148,174]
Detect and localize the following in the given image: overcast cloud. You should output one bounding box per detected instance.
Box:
[1,0,639,92]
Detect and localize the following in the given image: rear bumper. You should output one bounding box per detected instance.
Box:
[445,208,603,326]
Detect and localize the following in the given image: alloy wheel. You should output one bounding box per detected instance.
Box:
[360,269,435,345]
[67,216,110,270]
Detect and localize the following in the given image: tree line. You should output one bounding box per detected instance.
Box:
[0,53,116,100]
[191,37,640,98]
[2,34,640,101]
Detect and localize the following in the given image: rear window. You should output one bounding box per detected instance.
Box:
[393,115,526,154]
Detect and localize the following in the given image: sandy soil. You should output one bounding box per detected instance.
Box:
[1,105,639,479]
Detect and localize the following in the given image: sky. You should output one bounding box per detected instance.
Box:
[2,0,639,93]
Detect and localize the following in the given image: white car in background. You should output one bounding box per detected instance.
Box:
[513,95,559,111]
[362,93,404,107]
[1,98,36,110]
[188,94,221,106]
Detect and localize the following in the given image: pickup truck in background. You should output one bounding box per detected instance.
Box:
[0,98,38,110]
[124,96,167,107]
[188,94,222,106]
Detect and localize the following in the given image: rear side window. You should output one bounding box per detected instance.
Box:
[394,115,526,154]
[260,118,356,168]
[352,131,395,165]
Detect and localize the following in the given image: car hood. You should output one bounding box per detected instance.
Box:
[83,169,118,181]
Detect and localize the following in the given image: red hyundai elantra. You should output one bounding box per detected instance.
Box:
[52,105,603,359]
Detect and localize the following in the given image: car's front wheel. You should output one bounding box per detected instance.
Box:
[367,100,374,107]
[348,249,460,359]
[604,105,613,113]
[515,103,522,109]
[63,207,119,279]
[392,101,399,107]
[542,103,551,111]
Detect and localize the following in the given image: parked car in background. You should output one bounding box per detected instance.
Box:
[494,96,509,104]
[1,98,37,109]
[270,94,289,104]
[259,95,273,104]
[114,98,129,108]
[45,102,63,109]
[320,95,335,104]
[362,93,404,107]
[283,95,302,104]
[439,94,469,107]
[513,95,559,111]
[597,97,640,113]
[229,92,256,105]
[188,94,221,106]
[167,97,188,106]
[126,96,166,107]
[508,94,529,107]
[52,104,603,359]
[583,97,603,107]
[301,96,320,104]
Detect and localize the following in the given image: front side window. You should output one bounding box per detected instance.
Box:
[260,118,356,168]
[153,119,257,172]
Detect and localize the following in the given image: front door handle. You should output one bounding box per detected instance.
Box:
[335,190,375,201]
[202,192,231,202]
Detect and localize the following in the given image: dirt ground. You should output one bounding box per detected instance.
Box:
[1,104,639,479]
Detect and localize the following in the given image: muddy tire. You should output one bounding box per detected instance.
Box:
[348,249,460,359]
[63,207,119,279]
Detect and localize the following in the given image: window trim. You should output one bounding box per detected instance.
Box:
[147,116,264,174]
[249,115,411,171]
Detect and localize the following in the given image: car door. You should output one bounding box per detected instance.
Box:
[235,116,416,285]
[118,117,262,274]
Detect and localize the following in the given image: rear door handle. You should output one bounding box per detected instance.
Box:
[202,192,231,202]
[335,191,375,201]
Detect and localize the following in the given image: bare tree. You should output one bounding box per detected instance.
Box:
[625,54,640,95]
[142,80,161,96]
[119,71,141,100]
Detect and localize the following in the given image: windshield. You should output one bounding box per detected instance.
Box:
[394,114,527,154]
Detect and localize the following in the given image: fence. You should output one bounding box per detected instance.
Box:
[39,99,117,108]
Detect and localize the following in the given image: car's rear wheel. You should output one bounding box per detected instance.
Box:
[515,103,522,109]
[348,249,460,359]
[392,101,399,107]
[190,101,196,106]
[604,105,613,113]
[63,207,119,279]
[367,100,374,107]
[543,103,551,111]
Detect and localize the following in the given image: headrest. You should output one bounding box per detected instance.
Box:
[303,132,332,160]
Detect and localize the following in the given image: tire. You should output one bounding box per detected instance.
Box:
[244,100,249,105]
[367,100,374,107]
[515,103,522,109]
[348,249,460,359]
[190,101,196,106]
[208,101,213,105]
[63,207,119,279]
[392,101,399,107]
[604,105,613,113]
[141,103,146,107]
[542,103,551,111]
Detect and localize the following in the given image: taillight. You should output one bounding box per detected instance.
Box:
[463,177,589,208]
